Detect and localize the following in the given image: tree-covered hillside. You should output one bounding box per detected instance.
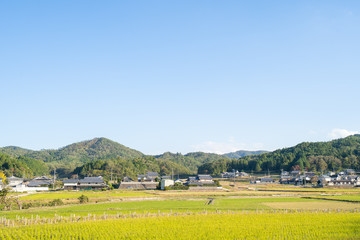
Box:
[154,152,228,172]
[0,152,49,177]
[223,150,268,159]
[0,146,34,157]
[1,138,144,167]
[198,135,360,175]
[74,156,193,180]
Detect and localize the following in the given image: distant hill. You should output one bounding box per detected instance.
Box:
[74,156,193,180]
[223,150,268,159]
[0,152,49,177]
[1,138,144,166]
[154,152,228,172]
[0,139,271,178]
[198,134,360,175]
[0,146,35,157]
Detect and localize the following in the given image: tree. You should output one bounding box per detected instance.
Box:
[255,163,262,172]
[0,188,21,211]
[0,172,6,183]
[310,176,319,186]
[78,194,89,204]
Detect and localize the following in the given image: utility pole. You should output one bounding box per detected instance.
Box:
[111,167,113,182]
[171,168,174,180]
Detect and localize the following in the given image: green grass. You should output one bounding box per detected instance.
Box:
[309,194,360,202]
[268,188,360,192]
[20,191,154,200]
[1,212,359,239]
[1,197,317,219]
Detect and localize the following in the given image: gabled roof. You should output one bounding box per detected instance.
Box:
[123,176,133,182]
[188,177,197,181]
[198,174,213,180]
[27,180,50,187]
[8,176,23,181]
[33,176,52,181]
[147,172,158,177]
[79,177,104,183]
[260,178,274,182]
[63,179,79,183]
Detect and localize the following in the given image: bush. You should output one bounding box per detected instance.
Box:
[78,194,89,204]
[48,199,64,206]
[164,183,189,190]
[213,180,221,187]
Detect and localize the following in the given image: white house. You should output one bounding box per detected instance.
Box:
[7,176,23,187]
[161,179,174,190]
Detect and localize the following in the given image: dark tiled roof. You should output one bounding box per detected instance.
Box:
[27,180,50,187]
[33,176,52,181]
[123,177,133,182]
[8,176,23,181]
[147,172,158,177]
[63,179,79,183]
[198,174,213,180]
[79,177,104,183]
[260,178,274,182]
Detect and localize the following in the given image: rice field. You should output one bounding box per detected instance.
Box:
[0,197,322,219]
[3,188,360,239]
[20,191,154,200]
[0,212,359,239]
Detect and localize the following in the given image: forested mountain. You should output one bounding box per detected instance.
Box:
[198,135,360,175]
[223,150,268,159]
[74,156,193,180]
[0,146,34,157]
[0,152,49,177]
[154,152,229,172]
[1,138,144,166]
[4,135,359,179]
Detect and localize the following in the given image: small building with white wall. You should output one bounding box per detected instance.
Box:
[161,179,174,190]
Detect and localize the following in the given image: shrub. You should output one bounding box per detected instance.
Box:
[48,199,64,206]
[78,194,89,204]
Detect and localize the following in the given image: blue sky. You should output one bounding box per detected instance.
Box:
[0,1,359,154]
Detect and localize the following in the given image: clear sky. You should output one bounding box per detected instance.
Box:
[0,1,359,154]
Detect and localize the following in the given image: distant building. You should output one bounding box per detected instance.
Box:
[137,172,159,182]
[161,179,174,190]
[221,170,249,178]
[118,182,158,190]
[12,183,49,192]
[63,179,80,190]
[161,176,171,180]
[345,169,356,175]
[122,176,134,182]
[62,176,107,190]
[260,177,275,184]
[7,176,23,187]
[186,175,215,186]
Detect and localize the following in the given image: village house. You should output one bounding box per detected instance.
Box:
[63,179,80,190]
[7,176,23,187]
[137,172,159,182]
[161,179,174,190]
[62,176,107,190]
[260,177,275,184]
[186,174,215,186]
[118,174,159,190]
[221,170,249,178]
